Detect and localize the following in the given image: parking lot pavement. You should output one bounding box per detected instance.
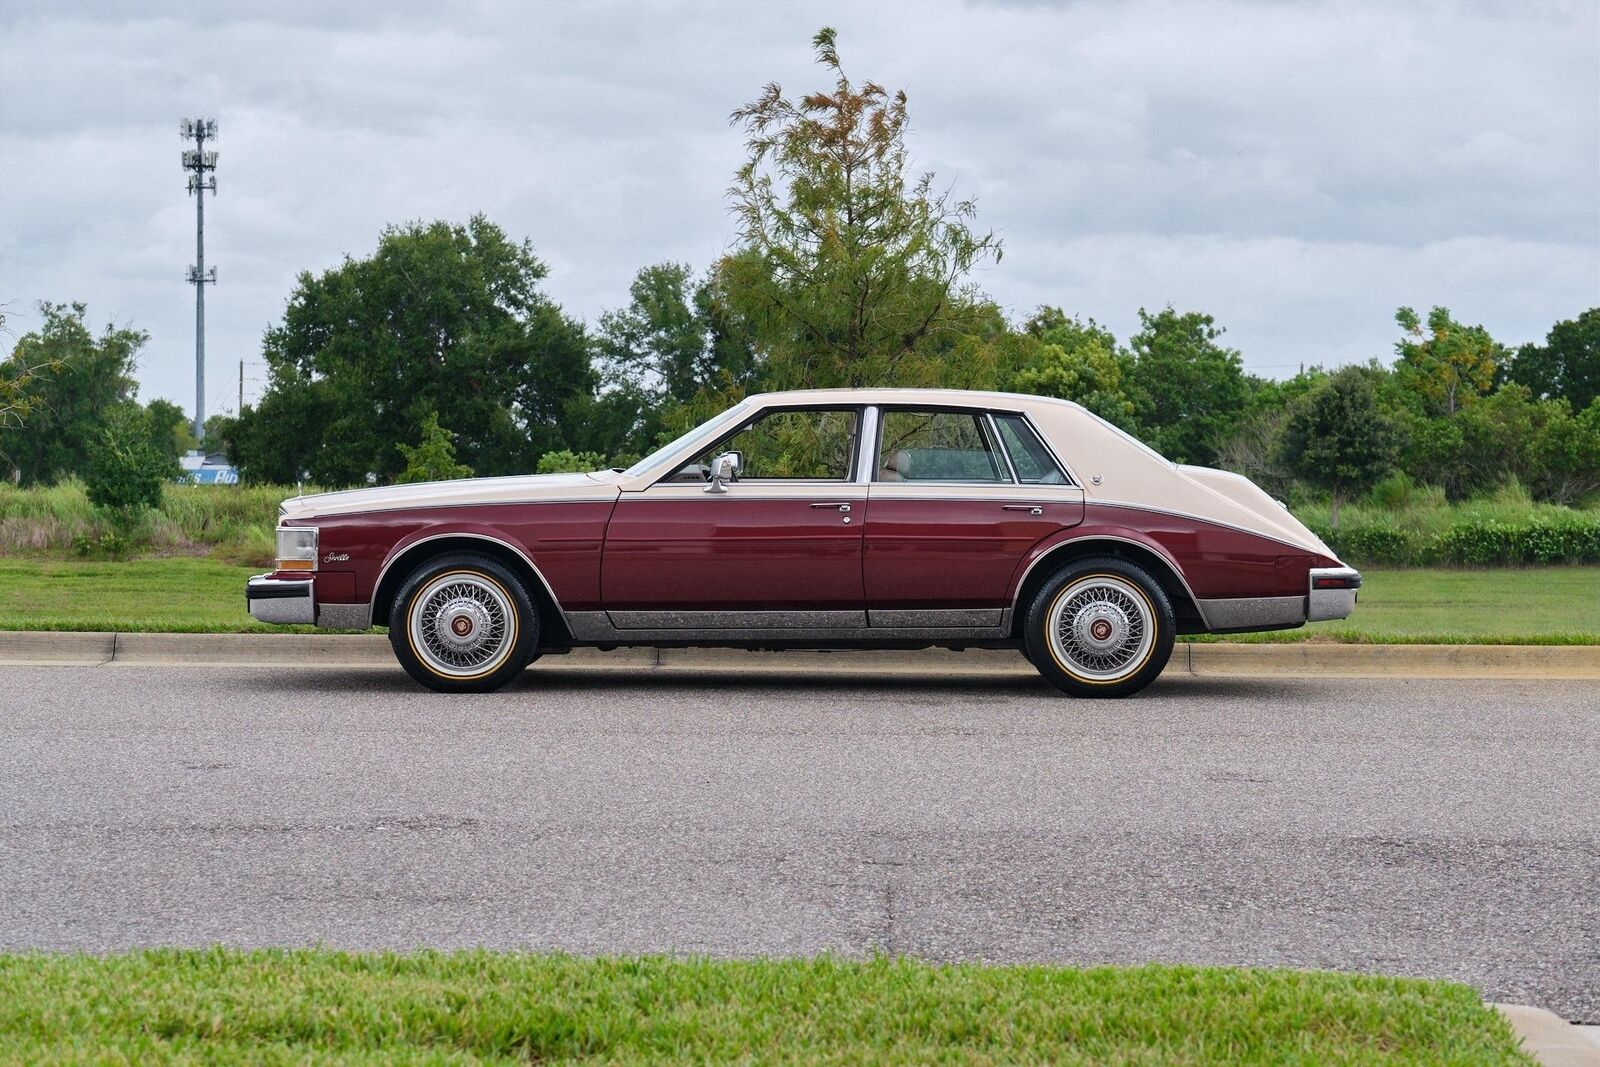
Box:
[0,664,1595,1020]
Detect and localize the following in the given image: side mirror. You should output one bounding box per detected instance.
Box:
[704,450,742,494]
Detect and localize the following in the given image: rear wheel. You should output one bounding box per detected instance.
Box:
[1024,557,1174,698]
[388,553,538,693]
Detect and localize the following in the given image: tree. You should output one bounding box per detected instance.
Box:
[395,412,472,483]
[722,26,1003,390]
[227,216,591,485]
[1008,308,1136,426]
[85,404,181,513]
[1278,366,1399,526]
[1509,308,1599,413]
[0,303,143,484]
[590,262,758,457]
[142,398,197,460]
[1529,399,1600,504]
[1122,307,1250,466]
[1394,306,1502,416]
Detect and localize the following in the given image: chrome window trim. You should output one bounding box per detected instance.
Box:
[985,413,1022,484]
[871,404,1017,486]
[1010,533,1210,630]
[370,531,567,620]
[646,402,866,490]
[1014,411,1080,488]
[852,405,880,486]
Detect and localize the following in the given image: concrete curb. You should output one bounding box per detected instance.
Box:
[1,631,1597,678]
[1494,1004,1600,1066]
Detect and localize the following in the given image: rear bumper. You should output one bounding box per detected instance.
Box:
[246,574,315,625]
[1307,566,1362,622]
[1195,566,1362,632]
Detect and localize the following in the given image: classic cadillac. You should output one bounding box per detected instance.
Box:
[247,389,1359,696]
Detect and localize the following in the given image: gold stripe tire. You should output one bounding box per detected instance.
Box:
[1023,557,1175,698]
[388,552,539,693]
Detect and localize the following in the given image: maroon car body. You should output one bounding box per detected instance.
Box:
[248,389,1359,695]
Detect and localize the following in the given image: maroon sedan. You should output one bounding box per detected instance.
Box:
[247,388,1359,696]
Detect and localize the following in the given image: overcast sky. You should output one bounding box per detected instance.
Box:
[1,0,1596,419]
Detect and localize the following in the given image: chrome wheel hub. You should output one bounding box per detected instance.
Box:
[409,573,515,678]
[1048,575,1154,682]
[434,596,493,651]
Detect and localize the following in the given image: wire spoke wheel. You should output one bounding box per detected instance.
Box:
[407,572,516,679]
[1046,574,1156,683]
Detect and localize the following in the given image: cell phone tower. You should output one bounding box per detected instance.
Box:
[180,118,218,443]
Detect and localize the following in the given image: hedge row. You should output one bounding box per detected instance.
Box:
[1304,516,1600,566]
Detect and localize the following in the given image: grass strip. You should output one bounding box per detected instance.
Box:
[0,950,1533,1065]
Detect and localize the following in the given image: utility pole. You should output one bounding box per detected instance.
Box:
[180,118,218,444]
[238,358,244,417]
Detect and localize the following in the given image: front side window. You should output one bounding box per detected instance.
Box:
[668,407,859,482]
[993,414,1069,484]
[876,410,1010,483]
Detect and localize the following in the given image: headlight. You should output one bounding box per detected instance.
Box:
[275,526,319,571]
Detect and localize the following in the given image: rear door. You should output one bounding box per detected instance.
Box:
[864,408,1084,626]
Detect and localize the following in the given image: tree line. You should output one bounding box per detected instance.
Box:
[2,27,1596,521]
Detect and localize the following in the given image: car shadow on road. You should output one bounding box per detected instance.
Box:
[232,666,1300,702]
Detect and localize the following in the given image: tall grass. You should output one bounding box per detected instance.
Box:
[0,479,301,565]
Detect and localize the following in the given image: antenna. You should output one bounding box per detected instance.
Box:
[180,118,219,443]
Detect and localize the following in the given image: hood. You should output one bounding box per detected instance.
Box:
[280,470,623,521]
[1175,465,1338,560]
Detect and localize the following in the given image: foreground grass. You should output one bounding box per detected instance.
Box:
[0,559,1595,642]
[0,950,1532,1065]
[0,558,310,634]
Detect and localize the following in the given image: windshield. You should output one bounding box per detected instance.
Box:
[622,400,752,478]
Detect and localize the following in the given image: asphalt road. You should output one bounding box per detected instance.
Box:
[1,663,1595,1020]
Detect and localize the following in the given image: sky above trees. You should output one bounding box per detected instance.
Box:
[1,0,1595,415]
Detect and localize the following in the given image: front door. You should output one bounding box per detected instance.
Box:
[865,408,1084,626]
[602,406,867,629]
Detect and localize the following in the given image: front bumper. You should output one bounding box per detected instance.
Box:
[246,574,315,625]
[1307,566,1362,622]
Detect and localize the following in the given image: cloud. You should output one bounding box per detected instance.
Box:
[0,0,1594,417]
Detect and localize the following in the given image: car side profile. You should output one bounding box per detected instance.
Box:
[246,388,1360,696]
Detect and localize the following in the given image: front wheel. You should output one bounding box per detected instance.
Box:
[1024,558,1175,698]
[389,553,538,693]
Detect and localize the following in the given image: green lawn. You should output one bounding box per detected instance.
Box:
[1210,565,1600,645]
[0,950,1531,1065]
[0,558,303,634]
[0,558,1595,643]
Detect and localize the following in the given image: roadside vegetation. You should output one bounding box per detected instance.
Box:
[0,950,1533,1065]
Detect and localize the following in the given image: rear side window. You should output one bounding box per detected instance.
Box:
[993,414,1069,484]
[877,410,1009,482]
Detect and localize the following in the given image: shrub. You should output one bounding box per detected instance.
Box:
[1367,472,1416,510]
[84,405,181,513]
[536,449,607,474]
[1436,517,1600,565]
[1338,523,1419,566]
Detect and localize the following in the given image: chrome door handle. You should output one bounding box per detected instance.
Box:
[1002,504,1044,515]
[810,502,851,512]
